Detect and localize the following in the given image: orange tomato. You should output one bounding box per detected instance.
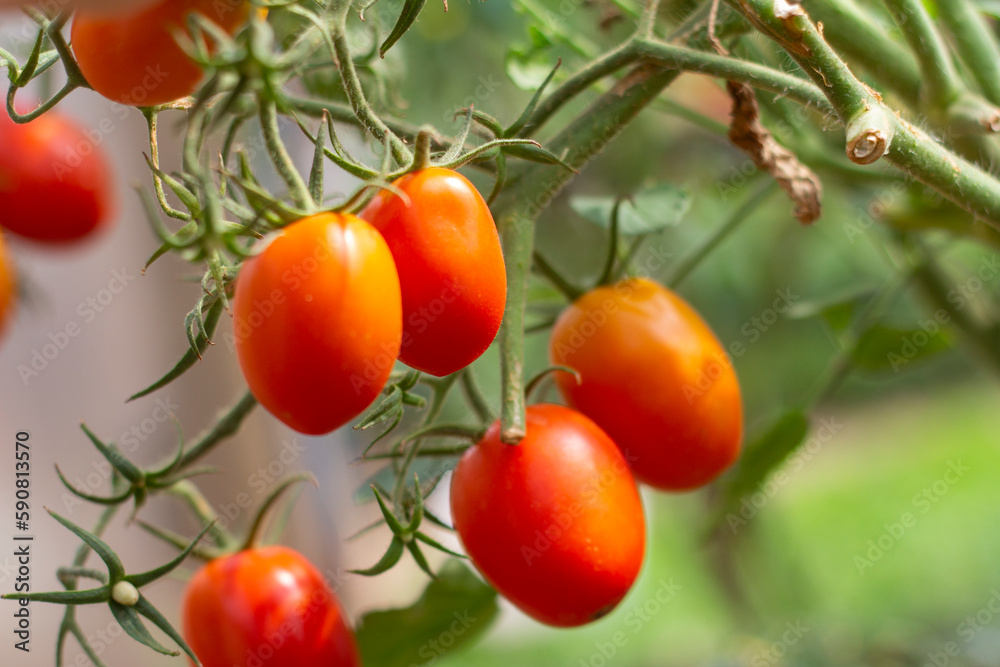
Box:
[550,278,743,491]
[183,546,360,667]
[361,167,506,376]
[0,231,15,340]
[71,0,251,106]
[450,404,646,627]
[232,213,402,435]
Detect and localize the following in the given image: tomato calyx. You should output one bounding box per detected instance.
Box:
[0,510,211,662]
[55,424,209,521]
[524,365,581,403]
[350,477,465,579]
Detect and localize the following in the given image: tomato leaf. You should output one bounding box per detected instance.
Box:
[109,601,178,657]
[851,324,954,374]
[128,299,224,402]
[355,560,498,667]
[718,410,811,517]
[379,0,427,58]
[570,182,691,235]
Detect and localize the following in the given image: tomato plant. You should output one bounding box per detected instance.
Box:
[361,167,507,376]
[0,107,114,244]
[71,0,250,106]
[233,213,402,435]
[549,278,743,491]
[7,0,1000,665]
[450,403,646,627]
[183,546,360,667]
[0,230,15,339]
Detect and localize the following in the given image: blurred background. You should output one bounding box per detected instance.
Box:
[2,1,1000,666]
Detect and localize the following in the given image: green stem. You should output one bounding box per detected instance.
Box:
[167,480,236,550]
[882,0,961,109]
[667,178,776,288]
[801,0,921,106]
[937,0,1000,108]
[497,213,535,443]
[330,27,411,166]
[725,0,1000,226]
[495,64,684,442]
[177,391,257,469]
[533,251,583,301]
[637,0,663,37]
[258,98,312,209]
[910,253,1000,375]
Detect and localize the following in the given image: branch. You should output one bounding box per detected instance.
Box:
[726,0,1000,227]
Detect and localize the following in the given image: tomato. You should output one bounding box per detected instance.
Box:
[0,109,114,244]
[361,167,506,376]
[0,0,157,12]
[182,546,360,667]
[233,213,402,435]
[0,231,15,340]
[450,403,646,627]
[550,278,743,491]
[71,0,251,107]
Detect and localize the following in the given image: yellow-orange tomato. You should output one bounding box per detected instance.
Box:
[450,404,646,627]
[361,167,506,376]
[0,231,15,340]
[71,0,251,107]
[550,278,743,491]
[233,213,402,435]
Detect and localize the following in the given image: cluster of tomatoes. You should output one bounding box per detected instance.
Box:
[450,277,743,627]
[2,0,746,660]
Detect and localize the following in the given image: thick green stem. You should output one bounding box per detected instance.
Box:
[882,0,962,108]
[494,65,683,442]
[726,0,1000,226]
[937,0,1000,108]
[800,0,921,106]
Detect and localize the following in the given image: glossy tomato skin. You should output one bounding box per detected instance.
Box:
[233,213,402,435]
[183,546,360,667]
[0,110,114,244]
[72,0,250,106]
[550,278,743,491]
[0,231,15,339]
[361,167,506,376]
[450,403,646,627]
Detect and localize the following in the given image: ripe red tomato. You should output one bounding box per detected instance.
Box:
[550,278,743,491]
[182,546,360,667]
[361,167,506,376]
[233,213,402,435]
[71,0,251,107]
[0,0,156,12]
[450,403,646,627]
[0,109,114,244]
[0,231,16,339]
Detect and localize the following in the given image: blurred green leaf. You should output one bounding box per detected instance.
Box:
[720,410,811,514]
[851,324,953,374]
[355,560,498,667]
[787,287,877,336]
[570,183,691,235]
[505,28,556,90]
